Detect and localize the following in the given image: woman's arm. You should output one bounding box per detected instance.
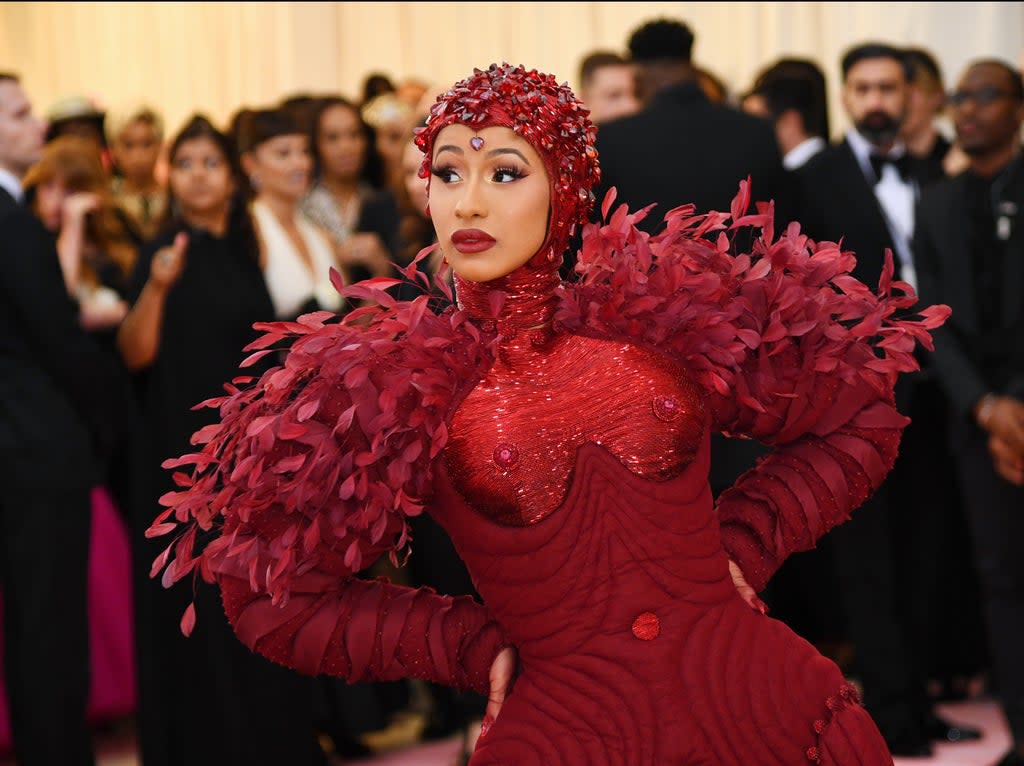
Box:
[211,524,508,693]
[117,232,187,370]
[713,378,906,592]
[561,181,950,591]
[54,192,99,295]
[150,283,500,689]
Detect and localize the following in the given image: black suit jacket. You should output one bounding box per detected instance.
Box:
[593,81,791,232]
[913,160,1024,423]
[0,187,119,489]
[795,138,903,287]
[592,82,789,492]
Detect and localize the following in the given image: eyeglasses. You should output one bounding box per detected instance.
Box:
[948,86,1015,107]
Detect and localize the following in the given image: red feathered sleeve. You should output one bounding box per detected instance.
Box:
[150,269,509,693]
[559,183,950,592]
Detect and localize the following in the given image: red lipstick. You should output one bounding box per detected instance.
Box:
[451,228,496,254]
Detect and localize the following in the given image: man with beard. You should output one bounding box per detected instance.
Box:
[914,59,1024,766]
[795,42,981,757]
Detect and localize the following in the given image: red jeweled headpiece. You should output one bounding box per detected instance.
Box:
[414,63,600,263]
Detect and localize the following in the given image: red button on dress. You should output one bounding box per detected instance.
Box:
[631,612,660,640]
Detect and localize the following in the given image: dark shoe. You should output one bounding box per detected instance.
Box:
[879,720,933,758]
[327,733,373,758]
[886,736,933,758]
[922,712,983,743]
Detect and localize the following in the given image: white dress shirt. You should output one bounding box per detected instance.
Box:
[253,200,344,319]
[845,128,918,291]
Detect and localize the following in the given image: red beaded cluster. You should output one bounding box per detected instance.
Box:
[414,62,600,260]
[631,612,661,641]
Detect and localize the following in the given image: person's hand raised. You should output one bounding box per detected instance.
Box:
[149,232,188,290]
[61,191,100,224]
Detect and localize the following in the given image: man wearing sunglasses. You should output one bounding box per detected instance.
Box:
[915,59,1024,766]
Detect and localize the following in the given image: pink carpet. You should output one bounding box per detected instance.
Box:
[342,700,1013,766]
[894,700,1013,766]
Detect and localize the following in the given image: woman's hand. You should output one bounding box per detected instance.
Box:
[338,232,391,277]
[149,232,188,291]
[61,191,100,224]
[483,646,517,733]
[729,559,768,615]
[79,288,128,331]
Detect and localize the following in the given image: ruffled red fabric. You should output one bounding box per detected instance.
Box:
[149,181,949,705]
[557,180,950,590]
[149,257,495,611]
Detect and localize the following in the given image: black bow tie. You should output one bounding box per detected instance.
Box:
[869,153,913,184]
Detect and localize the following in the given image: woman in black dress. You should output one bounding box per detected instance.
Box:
[117,115,326,766]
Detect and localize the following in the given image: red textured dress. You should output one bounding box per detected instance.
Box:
[161,237,936,764]
[152,65,951,766]
[428,261,897,765]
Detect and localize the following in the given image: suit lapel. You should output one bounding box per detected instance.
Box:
[936,177,978,333]
[0,186,18,215]
[837,140,900,279]
[999,160,1024,325]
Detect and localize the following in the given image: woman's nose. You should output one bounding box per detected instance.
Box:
[454,178,487,219]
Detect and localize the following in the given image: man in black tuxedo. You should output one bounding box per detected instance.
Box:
[593,18,790,234]
[0,72,117,765]
[914,59,1024,766]
[590,17,789,502]
[796,43,978,756]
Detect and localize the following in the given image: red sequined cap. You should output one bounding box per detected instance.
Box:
[414,62,600,264]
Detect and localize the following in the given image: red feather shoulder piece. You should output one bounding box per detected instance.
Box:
[149,257,496,622]
[557,180,951,445]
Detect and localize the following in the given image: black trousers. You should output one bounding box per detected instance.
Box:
[0,482,94,766]
[954,423,1024,745]
[133,517,327,766]
[828,381,959,741]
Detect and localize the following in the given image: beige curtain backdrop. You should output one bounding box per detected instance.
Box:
[1,1,1022,141]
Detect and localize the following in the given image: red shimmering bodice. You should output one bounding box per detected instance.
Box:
[444,261,705,526]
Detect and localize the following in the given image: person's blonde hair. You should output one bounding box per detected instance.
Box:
[105,104,164,146]
[24,136,136,284]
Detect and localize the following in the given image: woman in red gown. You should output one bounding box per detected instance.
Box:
[152,64,949,765]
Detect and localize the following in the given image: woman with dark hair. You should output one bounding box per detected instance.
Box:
[240,108,344,320]
[152,64,949,766]
[361,71,396,106]
[118,115,326,766]
[301,96,399,283]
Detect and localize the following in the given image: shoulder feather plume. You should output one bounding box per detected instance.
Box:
[148,251,495,629]
[557,181,951,444]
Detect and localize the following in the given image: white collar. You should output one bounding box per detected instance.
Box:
[0,167,23,203]
[783,137,826,170]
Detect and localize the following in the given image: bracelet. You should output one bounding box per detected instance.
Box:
[976,393,997,430]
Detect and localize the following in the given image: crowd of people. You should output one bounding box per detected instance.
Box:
[0,13,1021,766]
